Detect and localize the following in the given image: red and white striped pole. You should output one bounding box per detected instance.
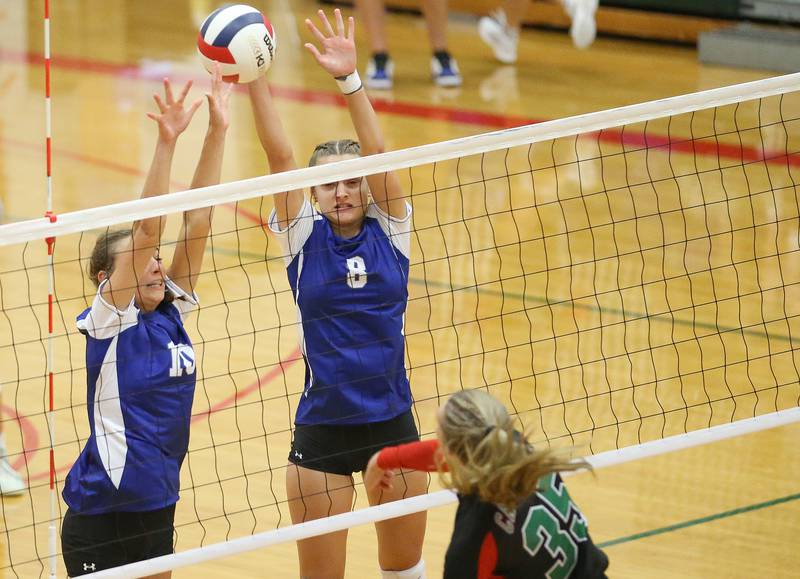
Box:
[44,1,58,577]
[45,0,52,209]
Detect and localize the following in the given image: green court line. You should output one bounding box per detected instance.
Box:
[598,491,800,548]
[407,277,797,346]
[211,245,798,346]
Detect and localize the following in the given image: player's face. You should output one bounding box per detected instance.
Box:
[98,238,165,312]
[134,252,166,312]
[312,154,369,237]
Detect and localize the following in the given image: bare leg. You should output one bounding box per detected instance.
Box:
[355,0,389,54]
[287,464,355,579]
[421,0,449,52]
[357,0,396,89]
[366,469,428,573]
[423,0,462,86]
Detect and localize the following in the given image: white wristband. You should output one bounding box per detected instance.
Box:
[335,71,363,95]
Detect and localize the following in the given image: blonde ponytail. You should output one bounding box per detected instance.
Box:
[438,390,586,510]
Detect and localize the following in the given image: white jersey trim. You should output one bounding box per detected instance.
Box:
[293,251,314,396]
[268,199,412,263]
[267,201,316,391]
[77,278,199,338]
[77,279,139,340]
[366,202,412,260]
[164,278,199,322]
[268,199,319,266]
[94,335,128,489]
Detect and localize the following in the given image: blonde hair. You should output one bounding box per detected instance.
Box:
[438,390,586,510]
[308,139,360,167]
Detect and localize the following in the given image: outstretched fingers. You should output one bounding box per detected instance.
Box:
[153,78,194,112]
[175,79,194,105]
[305,17,327,45]
[163,77,175,105]
[334,8,346,37]
[317,9,335,38]
[152,92,166,113]
[147,77,202,139]
[304,8,357,77]
[210,62,230,98]
[220,79,233,103]
[205,63,231,129]
[208,81,232,110]
[303,42,323,63]
[187,97,203,117]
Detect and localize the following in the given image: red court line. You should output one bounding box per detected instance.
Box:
[190,348,301,423]
[271,83,532,128]
[230,204,268,228]
[597,130,800,167]
[3,48,798,166]
[0,49,533,129]
[0,136,257,211]
[1,402,40,473]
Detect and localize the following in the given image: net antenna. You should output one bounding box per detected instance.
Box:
[43,1,58,577]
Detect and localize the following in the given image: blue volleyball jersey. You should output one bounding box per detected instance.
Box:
[269,199,413,425]
[63,279,198,515]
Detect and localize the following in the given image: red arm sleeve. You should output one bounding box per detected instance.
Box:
[377,439,447,472]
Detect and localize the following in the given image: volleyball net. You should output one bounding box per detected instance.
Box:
[1,73,799,577]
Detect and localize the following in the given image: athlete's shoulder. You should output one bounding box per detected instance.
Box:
[364,201,413,259]
[76,307,92,336]
[456,493,496,522]
[76,306,91,322]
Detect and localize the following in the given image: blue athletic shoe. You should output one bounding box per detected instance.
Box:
[365,53,394,90]
[431,52,462,88]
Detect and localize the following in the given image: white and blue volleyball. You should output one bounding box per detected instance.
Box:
[197,4,276,83]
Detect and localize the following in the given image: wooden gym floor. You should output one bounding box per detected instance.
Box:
[0,0,798,577]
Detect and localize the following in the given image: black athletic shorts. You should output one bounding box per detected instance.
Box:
[61,504,175,576]
[289,410,420,475]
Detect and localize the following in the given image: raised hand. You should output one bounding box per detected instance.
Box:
[147,78,203,143]
[206,63,233,132]
[304,8,357,78]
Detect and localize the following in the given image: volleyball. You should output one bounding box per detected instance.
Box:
[197,4,276,83]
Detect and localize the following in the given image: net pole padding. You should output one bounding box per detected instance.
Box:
[2,71,800,248]
[84,406,800,579]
